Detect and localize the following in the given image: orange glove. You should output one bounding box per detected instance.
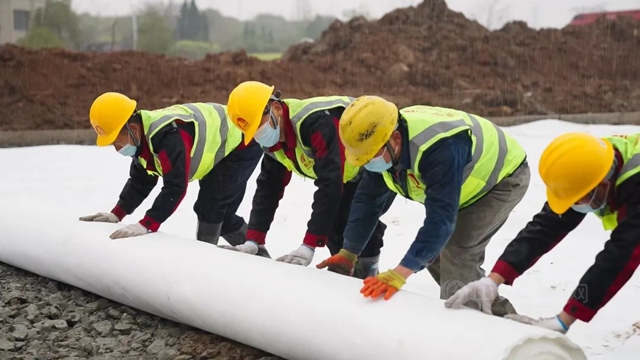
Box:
[316,249,358,275]
[360,269,406,300]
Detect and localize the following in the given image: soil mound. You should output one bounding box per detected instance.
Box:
[1,0,639,131]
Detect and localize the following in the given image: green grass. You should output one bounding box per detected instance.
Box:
[249,52,282,61]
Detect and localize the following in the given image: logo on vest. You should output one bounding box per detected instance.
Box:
[407,173,423,189]
[298,152,314,170]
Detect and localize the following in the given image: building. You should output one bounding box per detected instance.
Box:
[569,9,640,26]
[0,0,51,45]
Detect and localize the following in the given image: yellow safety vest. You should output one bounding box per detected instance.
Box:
[138,102,243,181]
[381,105,527,209]
[594,134,640,230]
[266,96,361,182]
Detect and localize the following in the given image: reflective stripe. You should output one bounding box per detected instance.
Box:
[210,103,228,167]
[290,97,355,126]
[289,97,355,158]
[181,104,209,179]
[463,114,483,182]
[407,113,508,195]
[147,103,228,180]
[621,153,640,176]
[479,121,508,194]
[408,119,468,163]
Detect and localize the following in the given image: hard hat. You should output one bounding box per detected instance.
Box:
[227,81,275,145]
[539,132,614,214]
[339,96,398,166]
[89,92,137,146]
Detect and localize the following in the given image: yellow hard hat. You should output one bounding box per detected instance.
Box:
[89,92,137,146]
[339,96,398,166]
[539,132,614,214]
[227,81,275,145]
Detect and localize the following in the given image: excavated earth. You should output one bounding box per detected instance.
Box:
[1,0,639,131]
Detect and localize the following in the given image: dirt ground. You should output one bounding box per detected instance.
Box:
[1,0,638,131]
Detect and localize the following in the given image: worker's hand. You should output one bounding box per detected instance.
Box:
[109,223,151,240]
[276,244,314,266]
[219,240,259,254]
[444,277,499,314]
[79,212,119,223]
[360,269,406,301]
[504,314,569,334]
[316,249,358,276]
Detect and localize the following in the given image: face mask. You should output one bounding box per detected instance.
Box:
[254,116,280,148]
[570,182,610,214]
[365,153,393,172]
[118,143,138,157]
[571,202,605,214]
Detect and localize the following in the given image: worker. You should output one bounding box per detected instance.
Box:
[218,81,394,279]
[316,96,530,316]
[445,132,640,333]
[79,92,264,252]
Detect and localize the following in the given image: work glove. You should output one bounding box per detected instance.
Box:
[79,212,119,223]
[109,223,151,240]
[218,241,271,258]
[316,249,358,276]
[444,277,499,314]
[276,244,314,266]
[360,269,406,301]
[504,314,569,334]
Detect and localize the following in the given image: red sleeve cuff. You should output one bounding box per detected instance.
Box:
[564,298,597,322]
[111,205,127,221]
[246,229,266,245]
[491,260,520,285]
[139,215,161,232]
[303,232,327,248]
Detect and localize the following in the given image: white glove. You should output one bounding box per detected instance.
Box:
[79,212,119,223]
[109,223,150,240]
[218,241,259,255]
[504,314,569,334]
[444,277,499,314]
[276,244,314,266]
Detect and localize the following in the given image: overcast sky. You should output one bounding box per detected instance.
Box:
[70,0,639,29]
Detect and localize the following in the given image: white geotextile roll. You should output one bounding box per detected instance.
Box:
[0,208,587,360]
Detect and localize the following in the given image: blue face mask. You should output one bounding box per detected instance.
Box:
[364,153,393,173]
[254,116,280,148]
[571,203,605,214]
[570,181,611,214]
[118,143,137,157]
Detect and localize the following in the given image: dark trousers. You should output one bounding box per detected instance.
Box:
[193,141,263,236]
[326,179,396,258]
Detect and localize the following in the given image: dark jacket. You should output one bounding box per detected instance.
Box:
[492,150,640,322]
[245,103,346,248]
[111,118,197,231]
[341,119,472,270]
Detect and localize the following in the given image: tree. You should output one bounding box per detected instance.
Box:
[176,0,209,42]
[137,10,174,54]
[17,27,65,49]
[32,1,81,49]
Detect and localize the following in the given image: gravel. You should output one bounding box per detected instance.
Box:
[0,262,282,360]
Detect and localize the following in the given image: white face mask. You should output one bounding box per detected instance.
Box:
[364,148,393,172]
[571,182,610,214]
[254,111,280,148]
